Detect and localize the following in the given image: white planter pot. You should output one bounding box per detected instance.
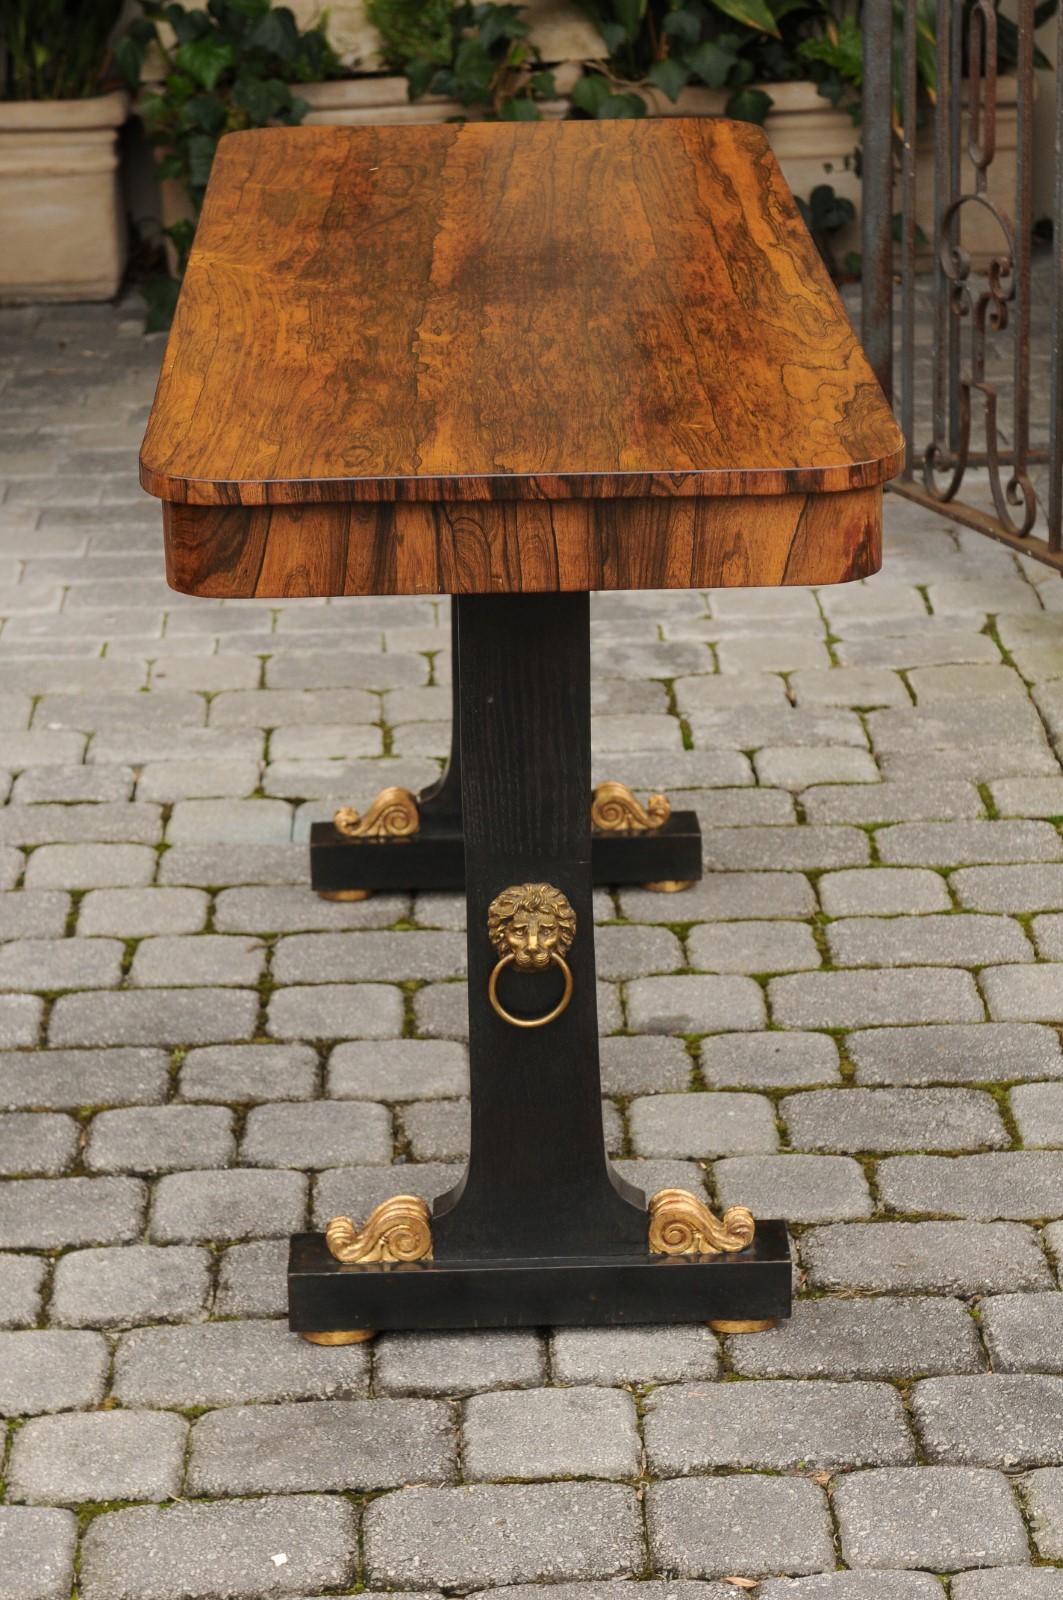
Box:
[0,90,129,303]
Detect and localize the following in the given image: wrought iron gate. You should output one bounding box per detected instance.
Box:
[861,0,1063,570]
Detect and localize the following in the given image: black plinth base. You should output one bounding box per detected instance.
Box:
[288,1221,792,1333]
[309,811,703,896]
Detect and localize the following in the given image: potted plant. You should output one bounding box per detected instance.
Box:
[0,0,129,301]
[118,0,342,322]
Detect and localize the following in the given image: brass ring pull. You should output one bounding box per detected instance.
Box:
[488,950,574,1029]
[486,881,576,1031]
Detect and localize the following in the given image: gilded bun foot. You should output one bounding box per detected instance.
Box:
[300,1328,375,1345]
[708,1318,777,1334]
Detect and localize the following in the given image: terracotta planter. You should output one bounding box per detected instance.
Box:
[0,90,129,303]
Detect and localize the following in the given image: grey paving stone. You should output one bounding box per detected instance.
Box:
[80,1496,357,1600]
[157,840,305,887]
[51,1243,211,1328]
[0,1174,144,1247]
[805,780,985,825]
[882,744,1061,781]
[791,666,912,707]
[848,1023,1063,1085]
[313,1161,460,1230]
[818,868,953,916]
[981,1292,1063,1372]
[953,865,1063,912]
[701,1031,841,1088]
[828,914,1033,969]
[1032,914,1063,959]
[179,1042,318,1103]
[267,982,404,1040]
[215,1238,289,1318]
[992,777,1063,817]
[675,675,789,714]
[375,1328,545,1396]
[689,705,867,751]
[273,930,465,984]
[630,1090,777,1157]
[77,886,209,936]
[1011,1082,1063,1145]
[912,1373,1063,1467]
[782,1087,1007,1152]
[754,747,880,790]
[877,1152,1063,1220]
[325,1038,466,1100]
[1025,1467,1063,1558]
[0,1045,167,1110]
[23,841,155,889]
[715,1154,872,1221]
[267,650,427,690]
[726,1294,982,1378]
[833,1466,1029,1571]
[550,1323,720,1385]
[0,935,122,994]
[50,987,258,1047]
[702,823,869,871]
[759,1577,946,1600]
[878,821,1063,867]
[982,965,1063,1022]
[770,969,984,1028]
[0,1328,110,1416]
[620,871,816,924]
[0,1110,78,1175]
[911,664,1027,701]
[0,891,70,941]
[188,1396,455,1494]
[364,1483,642,1589]
[130,934,266,988]
[687,919,820,974]
[33,689,204,729]
[647,1475,833,1580]
[0,844,24,892]
[590,1036,690,1096]
[166,800,294,851]
[593,923,684,978]
[802,1221,1053,1293]
[0,1506,76,1600]
[241,1099,392,1167]
[214,883,410,932]
[868,698,1048,755]
[484,1584,740,1600]
[114,1319,369,1406]
[462,1387,640,1480]
[626,975,766,1033]
[950,1571,1063,1600]
[0,801,161,847]
[136,757,262,801]
[402,1098,472,1160]
[151,1167,307,1242]
[645,1378,913,1472]
[86,1104,235,1173]
[0,1251,45,1327]
[0,731,86,768]
[8,1408,187,1505]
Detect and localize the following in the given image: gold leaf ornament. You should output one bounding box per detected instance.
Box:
[333,786,420,838]
[324,1195,433,1262]
[591,780,671,832]
[647,1187,755,1255]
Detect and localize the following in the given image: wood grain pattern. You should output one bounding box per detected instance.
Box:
[163,485,880,596]
[142,117,903,509]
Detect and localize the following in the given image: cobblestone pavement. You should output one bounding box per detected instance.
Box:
[2,297,1063,1600]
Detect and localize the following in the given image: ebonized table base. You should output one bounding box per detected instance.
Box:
[289,1221,792,1337]
[288,592,791,1340]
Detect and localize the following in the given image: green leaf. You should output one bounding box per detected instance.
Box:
[612,0,647,41]
[500,95,540,118]
[724,85,773,122]
[597,19,632,52]
[232,74,292,123]
[186,131,219,190]
[662,8,701,45]
[597,90,647,117]
[570,72,611,114]
[684,38,737,87]
[529,69,557,97]
[174,36,234,90]
[406,57,437,98]
[648,56,690,101]
[248,6,302,62]
[707,0,779,34]
[141,273,182,334]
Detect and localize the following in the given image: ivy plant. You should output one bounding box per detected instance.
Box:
[117,0,340,325]
[368,0,557,118]
[0,0,126,100]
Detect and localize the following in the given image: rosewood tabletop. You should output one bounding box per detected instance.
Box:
[143,117,903,599]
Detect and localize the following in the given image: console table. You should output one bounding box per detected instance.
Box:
[141,116,902,1341]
